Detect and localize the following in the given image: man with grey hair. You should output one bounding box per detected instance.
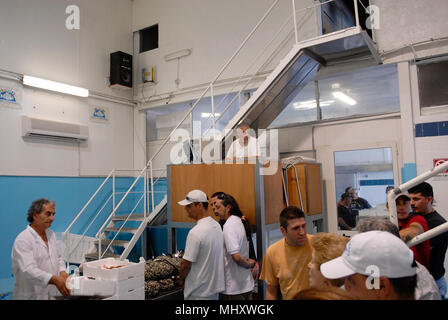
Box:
[225,122,258,161]
[11,198,70,299]
[357,217,440,300]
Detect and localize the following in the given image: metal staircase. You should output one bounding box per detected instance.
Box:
[63,0,381,266]
[63,167,168,264]
[84,196,167,261]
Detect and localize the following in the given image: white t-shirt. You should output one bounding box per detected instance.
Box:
[183,216,225,299]
[222,215,254,295]
[415,261,441,300]
[226,136,258,160]
[11,226,66,300]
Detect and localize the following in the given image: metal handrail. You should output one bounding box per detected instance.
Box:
[202,6,303,136]
[388,161,448,248]
[64,169,115,234]
[200,0,337,137]
[146,0,282,166]
[95,167,149,239]
[66,193,114,260]
[100,190,147,259]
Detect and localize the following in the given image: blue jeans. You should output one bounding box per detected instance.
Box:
[436,277,447,300]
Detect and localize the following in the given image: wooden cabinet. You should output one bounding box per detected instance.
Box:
[285,162,322,215]
[169,162,284,226]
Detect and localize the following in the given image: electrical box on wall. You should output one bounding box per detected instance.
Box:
[142,67,155,83]
[110,51,133,88]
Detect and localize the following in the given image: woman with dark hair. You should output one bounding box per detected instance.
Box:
[212,192,256,300]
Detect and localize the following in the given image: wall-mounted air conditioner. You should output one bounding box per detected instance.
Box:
[22,115,88,141]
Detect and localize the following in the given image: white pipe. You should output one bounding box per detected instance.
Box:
[407,222,448,248]
[397,161,448,193]
[211,84,216,131]
[292,0,299,45]
[353,0,360,28]
[389,161,448,236]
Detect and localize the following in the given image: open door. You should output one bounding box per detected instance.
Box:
[317,142,400,236]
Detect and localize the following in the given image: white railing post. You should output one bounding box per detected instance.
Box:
[144,167,147,218]
[98,238,102,260]
[354,0,360,28]
[112,169,116,212]
[292,0,299,44]
[150,161,155,213]
[211,84,216,132]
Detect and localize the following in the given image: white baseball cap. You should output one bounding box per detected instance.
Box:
[178,189,208,206]
[320,231,416,279]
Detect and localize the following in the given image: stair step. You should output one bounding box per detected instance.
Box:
[95,239,129,247]
[84,252,121,261]
[104,227,138,234]
[111,214,145,221]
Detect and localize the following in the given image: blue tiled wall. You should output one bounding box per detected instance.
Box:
[415,121,448,137]
[0,175,168,295]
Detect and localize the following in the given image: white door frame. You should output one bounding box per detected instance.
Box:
[317,141,401,236]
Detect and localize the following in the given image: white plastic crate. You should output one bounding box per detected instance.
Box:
[103,286,144,300]
[49,276,115,297]
[116,275,144,296]
[82,257,145,282]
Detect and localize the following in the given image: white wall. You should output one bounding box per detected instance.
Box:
[0,0,137,177]
[132,0,318,109]
[372,0,448,63]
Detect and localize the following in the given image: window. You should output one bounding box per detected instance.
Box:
[139,24,158,53]
[417,59,448,111]
[269,63,400,128]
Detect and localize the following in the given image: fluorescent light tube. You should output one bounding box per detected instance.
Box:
[293,100,334,110]
[332,91,356,105]
[201,112,220,118]
[23,75,89,97]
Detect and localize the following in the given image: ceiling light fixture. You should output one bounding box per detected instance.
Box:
[164,49,192,62]
[23,75,89,97]
[332,91,356,105]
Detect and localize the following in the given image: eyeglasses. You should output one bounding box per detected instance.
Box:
[212,192,226,200]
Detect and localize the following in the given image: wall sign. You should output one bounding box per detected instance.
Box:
[0,87,21,109]
[433,158,448,175]
[90,105,109,122]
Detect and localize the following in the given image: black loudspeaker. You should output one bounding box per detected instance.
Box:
[110,51,133,88]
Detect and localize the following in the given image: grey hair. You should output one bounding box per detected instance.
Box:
[356,217,400,238]
[27,198,55,223]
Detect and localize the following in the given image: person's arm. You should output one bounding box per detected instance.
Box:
[400,222,424,242]
[178,258,192,289]
[49,275,70,296]
[265,284,279,300]
[338,217,353,230]
[231,253,256,269]
[59,271,69,281]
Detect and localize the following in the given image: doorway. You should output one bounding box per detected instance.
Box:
[318,142,400,235]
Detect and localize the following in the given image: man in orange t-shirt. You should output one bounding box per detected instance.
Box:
[260,206,313,300]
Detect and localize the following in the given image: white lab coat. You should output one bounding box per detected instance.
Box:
[226,136,258,160]
[11,225,66,300]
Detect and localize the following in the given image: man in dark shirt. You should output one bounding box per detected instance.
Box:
[338,192,356,230]
[409,182,448,299]
[345,187,372,218]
